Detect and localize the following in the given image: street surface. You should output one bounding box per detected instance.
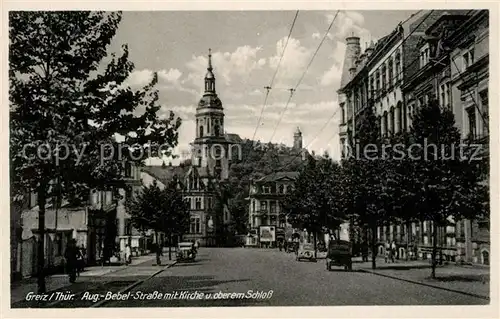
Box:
[100,248,488,307]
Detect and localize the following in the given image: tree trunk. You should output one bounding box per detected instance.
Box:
[154,231,161,266]
[371,223,377,270]
[313,231,317,259]
[431,221,438,279]
[406,220,410,261]
[37,190,47,293]
[168,234,172,261]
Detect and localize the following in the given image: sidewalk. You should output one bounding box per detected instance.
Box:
[354,258,490,299]
[10,253,176,305]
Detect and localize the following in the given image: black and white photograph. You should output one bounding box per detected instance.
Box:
[5,3,496,316]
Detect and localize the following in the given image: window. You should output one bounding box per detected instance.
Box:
[341,105,345,124]
[199,125,204,137]
[262,185,271,194]
[389,108,395,135]
[125,218,133,235]
[466,106,477,139]
[195,197,202,210]
[395,54,401,82]
[55,233,63,256]
[270,201,277,214]
[370,76,375,99]
[252,200,255,213]
[479,90,488,135]
[190,217,201,234]
[381,66,387,91]
[375,71,380,97]
[208,197,213,209]
[29,191,38,208]
[388,59,393,87]
[216,159,221,168]
[260,201,268,212]
[463,48,475,70]
[125,162,132,178]
[278,185,284,194]
[186,197,192,209]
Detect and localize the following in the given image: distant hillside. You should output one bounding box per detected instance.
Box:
[224,139,308,234]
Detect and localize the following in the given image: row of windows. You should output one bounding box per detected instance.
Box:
[260,184,293,194]
[185,197,213,210]
[370,52,402,100]
[252,200,279,213]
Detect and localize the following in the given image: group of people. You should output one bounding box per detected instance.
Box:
[384,241,398,263]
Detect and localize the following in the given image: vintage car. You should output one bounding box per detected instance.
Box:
[176,242,196,262]
[326,240,352,271]
[296,243,317,262]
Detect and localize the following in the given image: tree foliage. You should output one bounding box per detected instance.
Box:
[9,11,181,292]
[126,179,189,263]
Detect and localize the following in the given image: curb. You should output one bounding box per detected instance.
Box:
[359,269,490,301]
[91,260,177,308]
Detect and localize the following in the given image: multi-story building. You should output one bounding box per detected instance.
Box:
[15,161,144,279]
[246,171,299,248]
[142,50,242,247]
[337,10,462,260]
[245,129,305,248]
[448,10,489,265]
[338,10,489,264]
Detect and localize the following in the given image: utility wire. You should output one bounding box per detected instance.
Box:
[250,10,299,143]
[268,10,341,143]
[238,10,299,169]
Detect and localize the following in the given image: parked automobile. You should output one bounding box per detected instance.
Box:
[326,240,352,271]
[296,243,317,262]
[176,242,196,262]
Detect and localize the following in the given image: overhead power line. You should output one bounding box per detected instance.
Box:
[268,10,341,143]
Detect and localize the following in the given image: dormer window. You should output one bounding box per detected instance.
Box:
[262,185,271,194]
[278,184,284,194]
[420,44,430,68]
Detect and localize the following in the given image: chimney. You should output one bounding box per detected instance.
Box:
[340,35,361,88]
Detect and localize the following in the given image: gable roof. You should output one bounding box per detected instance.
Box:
[256,171,300,183]
[141,165,188,185]
[225,133,243,144]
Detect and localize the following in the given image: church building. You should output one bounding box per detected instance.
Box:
[141,49,242,247]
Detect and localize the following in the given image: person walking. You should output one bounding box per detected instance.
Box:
[125,244,132,265]
[385,241,391,263]
[391,241,397,263]
[64,239,79,283]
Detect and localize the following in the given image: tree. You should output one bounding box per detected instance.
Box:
[408,99,488,278]
[126,179,189,264]
[281,154,346,257]
[9,12,181,292]
[342,104,389,269]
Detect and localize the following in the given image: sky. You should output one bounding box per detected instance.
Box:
[107,10,417,164]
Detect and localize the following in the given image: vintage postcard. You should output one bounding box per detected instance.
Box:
[3,1,498,318]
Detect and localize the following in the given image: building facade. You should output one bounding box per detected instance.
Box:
[246,171,299,248]
[448,10,490,265]
[337,10,489,264]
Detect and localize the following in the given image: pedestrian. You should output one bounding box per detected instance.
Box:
[362,241,369,262]
[64,239,79,283]
[125,244,132,265]
[391,241,397,263]
[385,242,391,263]
[194,240,199,254]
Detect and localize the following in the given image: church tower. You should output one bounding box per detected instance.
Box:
[293,127,303,150]
[192,49,229,180]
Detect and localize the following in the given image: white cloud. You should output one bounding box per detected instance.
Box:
[158,68,182,83]
[185,45,265,88]
[125,69,154,87]
[268,37,312,86]
[312,32,321,39]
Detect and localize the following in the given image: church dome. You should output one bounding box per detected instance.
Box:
[198,94,222,109]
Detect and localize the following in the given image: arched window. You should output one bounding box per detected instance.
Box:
[214,125,220,136]
[389,107,395,135]
[396,102,403,133]
[383,111,388,136]
[199,125,204,137]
